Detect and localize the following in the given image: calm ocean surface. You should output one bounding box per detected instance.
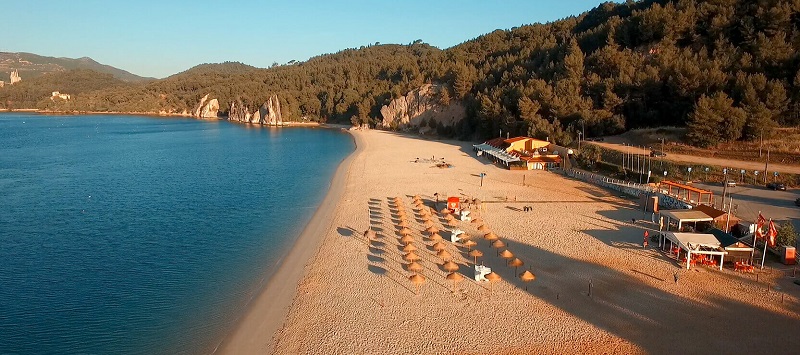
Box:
[0,113,354,354]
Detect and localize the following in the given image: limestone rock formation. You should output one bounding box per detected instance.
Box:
[194,94,220,119]
[379,84,464,132]
[228,101,253,123]
[227,94,283,125]
[10,69,21,84]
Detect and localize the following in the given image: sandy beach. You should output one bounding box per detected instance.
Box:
[221,129,800,354]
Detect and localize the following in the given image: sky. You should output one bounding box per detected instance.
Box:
[4,1,613,79]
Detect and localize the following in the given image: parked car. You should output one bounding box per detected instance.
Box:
[766,182,786,191]
[725,180,737,187]
[795,198,800,207]
[650,150,667,157]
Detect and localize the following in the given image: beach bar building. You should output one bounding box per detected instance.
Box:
[473,137,561,170]
[659,232,727,270]
[659,209,714,233]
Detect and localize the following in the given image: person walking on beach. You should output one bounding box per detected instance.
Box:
[673,271,679,284]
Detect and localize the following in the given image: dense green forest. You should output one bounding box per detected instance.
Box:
[2,0,800,147]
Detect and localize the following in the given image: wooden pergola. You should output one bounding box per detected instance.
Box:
[659,232,726,270]
[661,180,713,205]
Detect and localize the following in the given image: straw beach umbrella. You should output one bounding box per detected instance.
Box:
[409,273,426,295]
[427,232,443,241]
[491,240,506,256]
[447,219,459,228]
[442,261,460,273]
[444,213,455,221]
[397,220,409,228]
[509,258,524,274]
[437,249,453,261]
[432,242,447,251]
[520,270,536,291]
[484,232,499,242]
[440,208,451,215]
[403,252,421,262]
[470,218,483,225]
[425,226,440,234]
[485,272,501,296]
[477,225,489,232]
[400,235,415,245]
[462,240,477,251]
[499,250,514,264]
[423,220,435,228]
[402,243,418,252]
[406,261,423,273]
[399,227,413,236]
[446,272,464,292]
[468,249,483,264]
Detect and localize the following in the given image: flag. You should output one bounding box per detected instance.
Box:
[644,230,649,238]
[767,220,778,247]
[754,213,766,240]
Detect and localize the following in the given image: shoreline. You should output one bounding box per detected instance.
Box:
[0,109,324,127]
[215,127,362,354]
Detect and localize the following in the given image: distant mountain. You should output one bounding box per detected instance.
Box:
[0,52,154,83]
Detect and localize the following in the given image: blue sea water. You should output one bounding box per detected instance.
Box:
[0,114,354,354]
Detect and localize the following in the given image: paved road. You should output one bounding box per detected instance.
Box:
[590,141,800,175]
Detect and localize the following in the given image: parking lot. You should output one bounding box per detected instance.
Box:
[691,182,800,248]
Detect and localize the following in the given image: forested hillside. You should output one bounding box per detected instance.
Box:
[3,0,800,147]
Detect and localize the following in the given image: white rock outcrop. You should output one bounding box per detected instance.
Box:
[10,69,21,84]
[194,94,219,119]
[379,84,464,131]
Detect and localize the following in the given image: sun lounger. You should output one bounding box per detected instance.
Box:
[474,264,491,282]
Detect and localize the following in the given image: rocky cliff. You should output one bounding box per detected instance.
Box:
[10,69,21,84]
[227,94,283,125]
[194,94,219,118]
[379,84,464,132]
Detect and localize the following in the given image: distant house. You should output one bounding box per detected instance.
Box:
[473,136,561,170]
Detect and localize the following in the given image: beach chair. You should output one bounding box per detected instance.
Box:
[450,229,464,243]
[474,264,491,282]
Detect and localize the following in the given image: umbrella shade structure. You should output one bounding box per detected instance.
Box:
[440,208,452,215]
[462,240,478,251]
[470,218,483,225]
[436,249,453,261]
[468,249,483,264]
[397,220,409,228]
[446,272,464,292]
[442,261,460,273]
[406,261,424,273]
[447,219,459,228]
[477,225,489,232]
[425,226,440,234]
[400,235,415,245]
[409,273,426,295]
[491,240,506,249]
[520,270,536,290]
[499,249,514,263]
[399,227,413,236]
[364,229,377,240]
[427,233,443,241]
[432,242,447,251]
[413,194,422,201]
[423,220,435,228]
[403,252,421,262]
[509,258,524,273]
[485,272,501,296]
[402,243,418,252]
[484,233,499,242]
[444,213,456,221]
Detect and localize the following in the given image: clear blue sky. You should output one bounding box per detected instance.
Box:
[4,1,611,79]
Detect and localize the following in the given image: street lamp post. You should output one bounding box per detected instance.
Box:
[753,171,759,185]
[740,169,745,183]
[687,167,692,182]
[704,167,709,181]
[577,131,582,151]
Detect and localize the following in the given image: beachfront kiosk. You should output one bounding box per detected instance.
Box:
[659,210,714,233]
[659,232,726,270]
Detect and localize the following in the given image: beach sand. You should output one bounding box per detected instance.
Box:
[221,129,800,354]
